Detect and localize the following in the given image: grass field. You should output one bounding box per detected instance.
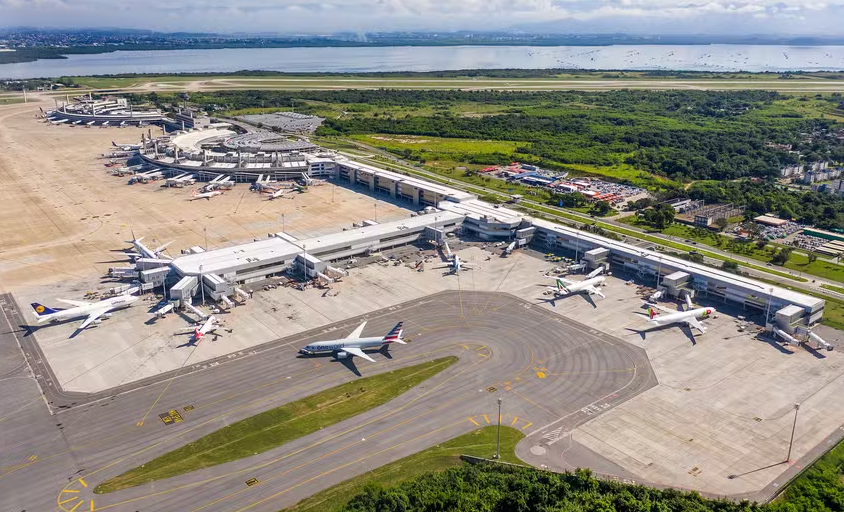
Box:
[822,284,844,295]
[95,357,457,494]
[283,426,524,512]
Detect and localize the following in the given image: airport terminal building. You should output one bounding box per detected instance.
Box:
[127,141,827,331]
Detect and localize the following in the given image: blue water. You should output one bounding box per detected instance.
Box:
[2,44,844,79]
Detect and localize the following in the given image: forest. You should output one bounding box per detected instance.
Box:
[335,453,844,512]
[341,464,760,512]
[687,181,844,231]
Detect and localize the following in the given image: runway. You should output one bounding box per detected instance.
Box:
[0,290,655,512]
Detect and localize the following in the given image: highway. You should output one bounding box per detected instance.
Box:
[0,290,655,512]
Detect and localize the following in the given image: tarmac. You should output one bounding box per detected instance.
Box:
[0,290,655,512]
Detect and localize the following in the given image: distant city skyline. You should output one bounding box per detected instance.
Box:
[1,0,843,36]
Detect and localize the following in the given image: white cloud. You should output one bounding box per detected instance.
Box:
[1,0,843,33]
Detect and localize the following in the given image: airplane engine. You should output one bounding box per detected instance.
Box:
[334,351,349,359]
[102,313,112,319]
[93,319,103,324]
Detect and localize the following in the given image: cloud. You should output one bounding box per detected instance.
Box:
[0,0,843,34]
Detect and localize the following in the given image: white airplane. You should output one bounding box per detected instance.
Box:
[30,294,138,330]
[190,189,223,201]
[645,303,716,335]
[112,140,140,151]
[264,188,289,200]
[126,232,173,260]
[299,321,405,362]
[548,275,606,299]
[177,316,220,345]
[435,254,472,274]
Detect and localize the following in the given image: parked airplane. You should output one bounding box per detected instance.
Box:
[645,303,715,334]
[30,294,138,330]
[112,140,140,150]
[126,231,173,260]
[549,275,606,299]
[190,189,223,201]
[176,316,220,345]
[299,321,405,362]
[435,254,472,274]
[264,188,289,200]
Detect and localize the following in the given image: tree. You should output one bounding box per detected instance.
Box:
[771,248,794,266]
[714,217,729,231]
[808,252,818,264]
[688,252,704,263]
[722,260,740,273]
[591,200,612,216]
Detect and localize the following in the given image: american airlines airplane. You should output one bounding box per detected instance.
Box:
[31,293,139,330]
[299,321,405,362]
[645,303,715,334]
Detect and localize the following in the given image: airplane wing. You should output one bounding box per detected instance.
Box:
[346,321,367,339]
[154,241,173,253]
[586,286,605,299]
[78,306,112,329]
[344,347,376,363]
[57,298,93,307]
[646,302,675,314]
[687,317,707,334]
[586,267,604,279]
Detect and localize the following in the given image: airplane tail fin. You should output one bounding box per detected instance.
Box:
[556,278,569,293]
[31,303,60,316]
[383,322,405,344]
[648,307,659,320]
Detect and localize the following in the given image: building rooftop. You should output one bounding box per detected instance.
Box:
[170,210,464,276]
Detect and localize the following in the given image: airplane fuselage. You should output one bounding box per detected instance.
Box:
[555,276,605,296]
[649,307,714,326]
[300,336,388,355]
[36,295,138,324]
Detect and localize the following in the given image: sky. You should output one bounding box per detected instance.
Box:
[1,0,843,35]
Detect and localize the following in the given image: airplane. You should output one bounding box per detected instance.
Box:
[264,188,290,200]
[126,231,173,260]
[176,316,220,345]
[190,189,223,201]
[30,293,139,330]
[112,140,141,151]
[434,254,472,274]
[299,321,405,362]
[548,275,606,299]
[644,302,716,335]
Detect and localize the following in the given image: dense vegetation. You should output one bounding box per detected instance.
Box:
[687,181,844,231]
[341,464,761,512]
[152,89,844,185]
[327,436,844,512]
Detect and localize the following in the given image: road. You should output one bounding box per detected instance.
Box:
[334,138,844,303]
[0,290,655,512]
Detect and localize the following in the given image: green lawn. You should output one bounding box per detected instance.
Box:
[283,426,524,512]
[822,284,844,295]
[95,356,457,494]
